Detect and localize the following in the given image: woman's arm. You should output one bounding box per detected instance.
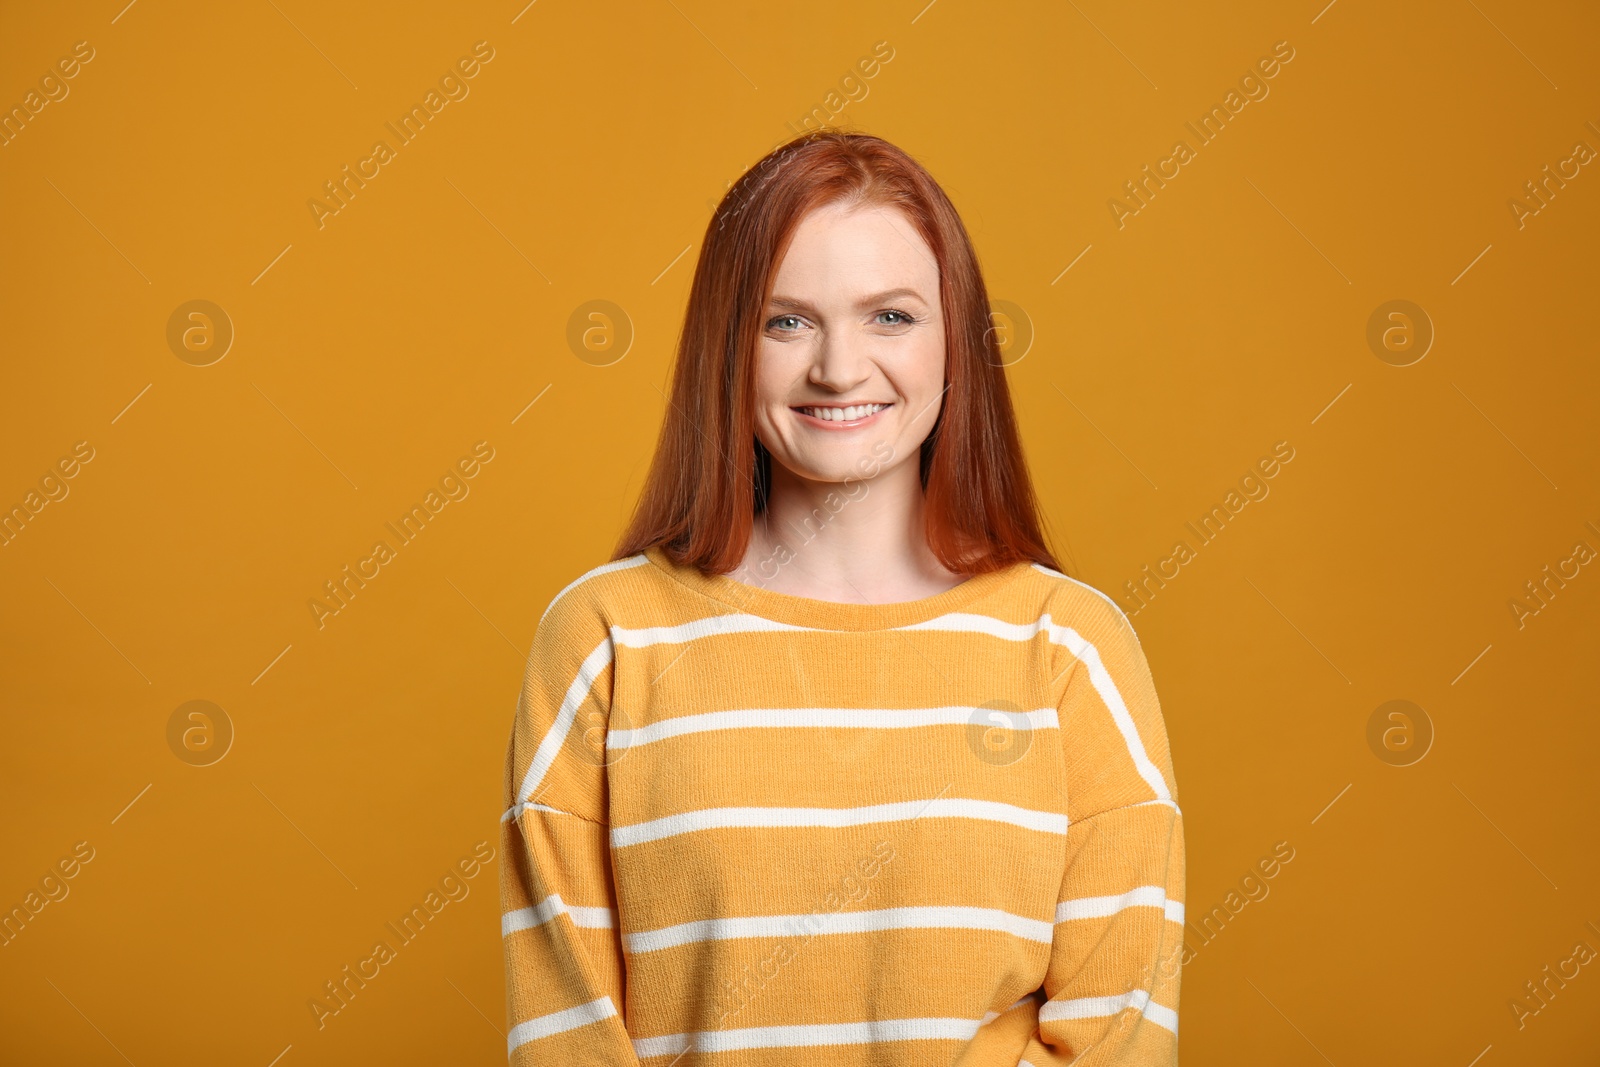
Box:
[498,591,643,1065]
[1019,603,1185,1065]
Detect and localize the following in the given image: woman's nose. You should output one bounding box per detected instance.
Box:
[808,330,872,392]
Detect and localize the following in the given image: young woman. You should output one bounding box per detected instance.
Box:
[499,130,1183,1065]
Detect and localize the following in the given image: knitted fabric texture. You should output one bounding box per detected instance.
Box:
[499,546,1184,1065]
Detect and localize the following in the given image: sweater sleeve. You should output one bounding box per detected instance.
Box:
[498,590,642,1065]
[1019,600,1185,1065]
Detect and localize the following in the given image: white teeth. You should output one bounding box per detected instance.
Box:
[802,403,886,422]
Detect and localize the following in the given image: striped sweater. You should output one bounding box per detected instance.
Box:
[499,544,1184,1065]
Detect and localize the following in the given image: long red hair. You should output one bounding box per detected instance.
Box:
[613,129,1063,577]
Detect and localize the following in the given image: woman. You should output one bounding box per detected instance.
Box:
[499,130,1183,1065]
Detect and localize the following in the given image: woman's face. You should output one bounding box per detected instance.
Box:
[752,199,946,488]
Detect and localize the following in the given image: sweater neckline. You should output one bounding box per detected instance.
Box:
[643,544,1031,632]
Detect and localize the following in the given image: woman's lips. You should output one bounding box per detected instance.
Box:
[791,403,892,429]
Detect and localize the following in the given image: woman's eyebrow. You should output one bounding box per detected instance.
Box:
[767,287,929,312]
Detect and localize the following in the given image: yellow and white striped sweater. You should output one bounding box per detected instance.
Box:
[499,545,1184,1065]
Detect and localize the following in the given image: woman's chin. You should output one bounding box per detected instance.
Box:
[767,448,903,490]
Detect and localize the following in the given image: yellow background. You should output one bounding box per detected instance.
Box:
[2,0,1597,1063]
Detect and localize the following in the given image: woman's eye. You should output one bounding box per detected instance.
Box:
[877,309,916,326]
[768,315,803,331]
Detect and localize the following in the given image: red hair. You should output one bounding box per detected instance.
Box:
[613,129,1062,577]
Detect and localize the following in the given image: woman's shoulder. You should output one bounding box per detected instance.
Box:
[1019,559,1146,658]
[532,552,666,637]
[536,553,650,623]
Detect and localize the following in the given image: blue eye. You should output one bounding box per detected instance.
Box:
[767,315,803,331]
[878,309,915,326]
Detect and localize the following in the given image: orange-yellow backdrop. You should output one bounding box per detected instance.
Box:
[2,0,1597,1064]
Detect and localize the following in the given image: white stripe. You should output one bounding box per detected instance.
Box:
[1145,1000,1179,1034]
[894,611,1033,641]
[1031,562,1145,651]
[1045,617,1171,802]
[1131,796,1184,818]
[633,1016,982,1058]
[514,636,614,806]
[568,904,616,928]
[611,612,816,648]
[514,555,647,808]
[609,706,1058,751]
[507,995,619,1054]
[1056,885,1184,925]
[502,894,616,936]
[501,800,585,824]
[625,905,1052,953]
[502,896,562,934]
[897,612,1170,803]
[538,555,648,625]
[980,992,1040,1024]
[1040,989,1177,1035]
[612,798,1068,849]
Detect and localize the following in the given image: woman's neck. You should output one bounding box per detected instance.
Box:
[731,458,966,604]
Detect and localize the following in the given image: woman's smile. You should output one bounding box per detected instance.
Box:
[791,401,894,428]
